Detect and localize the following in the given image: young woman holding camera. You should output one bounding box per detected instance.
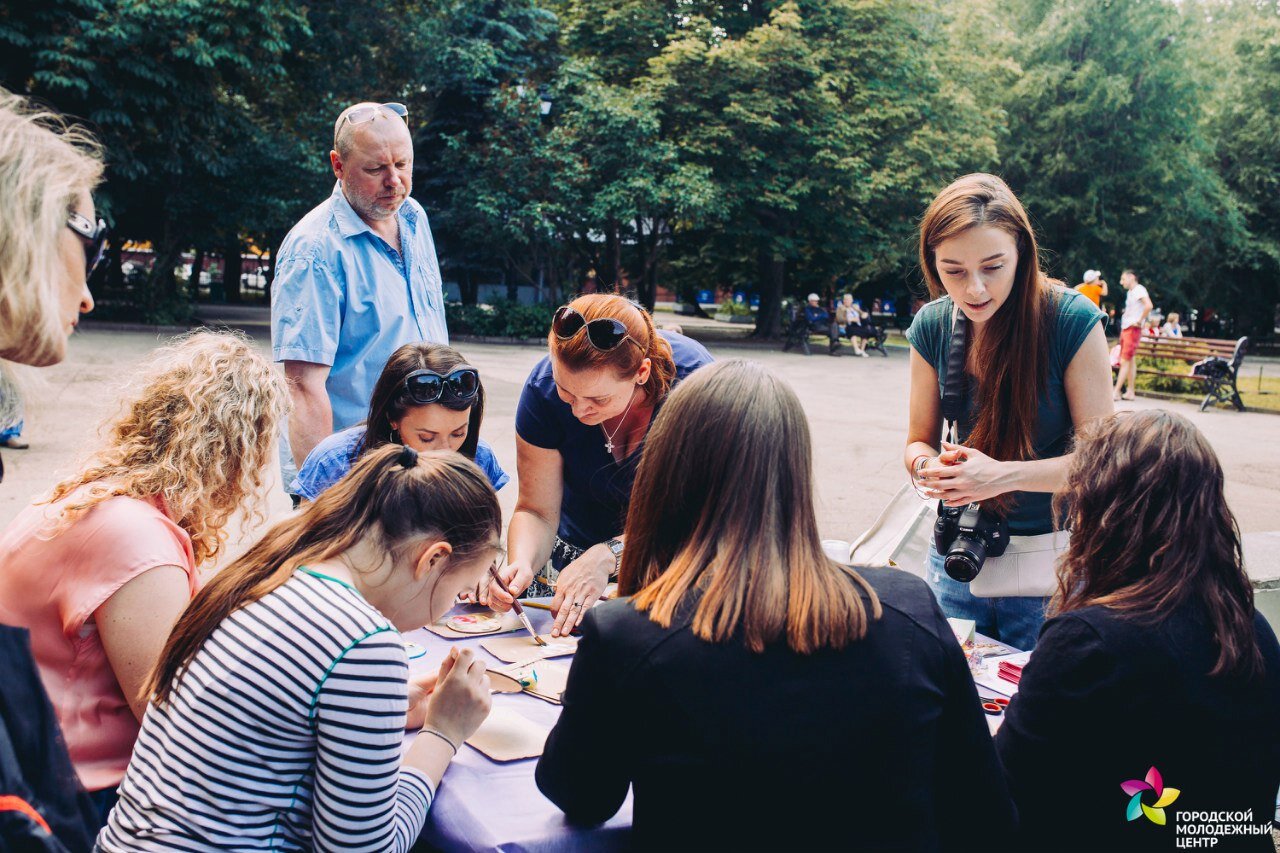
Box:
[904,173,1113,650]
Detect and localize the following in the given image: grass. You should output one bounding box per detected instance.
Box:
[1136,372,1280,413]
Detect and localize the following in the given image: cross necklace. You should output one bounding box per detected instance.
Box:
[601,387,641,455]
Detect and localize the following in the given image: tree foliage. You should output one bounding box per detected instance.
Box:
[1,0,1276,335]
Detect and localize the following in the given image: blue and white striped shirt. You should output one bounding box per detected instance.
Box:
[97,569,432,851]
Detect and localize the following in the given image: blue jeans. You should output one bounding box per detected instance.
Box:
[925,547,1047,650]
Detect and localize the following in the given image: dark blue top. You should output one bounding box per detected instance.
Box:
[515,331,714,550]
[803,305,830,325]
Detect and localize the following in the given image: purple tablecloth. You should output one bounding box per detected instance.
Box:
[407,601,633,853]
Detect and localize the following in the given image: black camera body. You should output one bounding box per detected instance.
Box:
[933,502,1009,583]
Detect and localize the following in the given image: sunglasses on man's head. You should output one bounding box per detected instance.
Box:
[403,367,480,405]
[338,102,409,133]
[66,211,108,278]
[551,305,644,353]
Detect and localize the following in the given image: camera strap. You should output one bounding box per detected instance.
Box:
[940,301,970,445]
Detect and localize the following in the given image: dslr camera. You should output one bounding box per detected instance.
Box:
[933,502,1009,583]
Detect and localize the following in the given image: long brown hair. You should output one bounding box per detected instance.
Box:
[620,360,881,653]
[920,174,1053,510]
[550,294,677,402]
[1052,410,1263,677]
[357,342,484,459]
[148,445,502,706]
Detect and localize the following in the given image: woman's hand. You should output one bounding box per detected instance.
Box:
[479,562,535,612]
[405,671,439,731]
[549,545,612,638]
[422,647,491,746]
[917,441,1016,507]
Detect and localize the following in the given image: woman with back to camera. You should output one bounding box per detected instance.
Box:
[905,173,1113,650]
[995,410,1280,852]
[537,359,1015,851]
[482,293,712,637]
[292,342,507,502]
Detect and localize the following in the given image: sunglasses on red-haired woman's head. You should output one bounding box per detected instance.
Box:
[551,305,643,353]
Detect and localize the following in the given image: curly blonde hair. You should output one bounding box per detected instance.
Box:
[43,331,290,566]
[0,88,104,366]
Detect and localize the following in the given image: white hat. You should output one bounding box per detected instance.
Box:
[1083,269,1100,283]
[807,293,820,302]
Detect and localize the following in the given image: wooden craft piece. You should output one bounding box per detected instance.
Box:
[494,659,571,705]
[480,634,578,664]
[423,609,523,640]
[465,707,549,762]
[486,670,523,694]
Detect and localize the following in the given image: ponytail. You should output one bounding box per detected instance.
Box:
[147,445,501,706]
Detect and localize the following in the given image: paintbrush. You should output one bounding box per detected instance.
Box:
[488,564,547,646]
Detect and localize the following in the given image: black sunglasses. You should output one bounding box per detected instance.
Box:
[552,305,644,353]
[403,367,480,405]
[66,212,108,277]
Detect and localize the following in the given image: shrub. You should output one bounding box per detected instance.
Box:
[446,300,555,340]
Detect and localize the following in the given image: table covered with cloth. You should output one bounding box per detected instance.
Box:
[406,601,632,853]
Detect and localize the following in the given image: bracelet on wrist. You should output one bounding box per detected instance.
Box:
[419,726,459,756]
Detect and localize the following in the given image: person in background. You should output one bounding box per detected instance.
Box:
[537,360,1016,850]
[293,342,507,502]
[0,332,288,823]
[905,173,1113,650]
[98,447,501,851]
[483,294,712,637]
[1161,311,1184,337]
[271,101,448,502]
[1075,269,1108,308]
[0,368,26,449]
[995,410,1280,852]
[0,86,108,851]
[836,293,872,357]
[1113,269,1152,401]
[803,292,841,355]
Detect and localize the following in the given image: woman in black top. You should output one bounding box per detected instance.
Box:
[536,360,1015,851]
[995,410,1280,852]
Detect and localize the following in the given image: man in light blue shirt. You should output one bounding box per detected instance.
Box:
[271,101,448,485]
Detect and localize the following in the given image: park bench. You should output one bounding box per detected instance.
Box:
[781,302,888,356]
[1130,334,1249,412]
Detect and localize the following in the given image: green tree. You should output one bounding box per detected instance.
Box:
[1001,0,1248,315]
[647,0,1001,336]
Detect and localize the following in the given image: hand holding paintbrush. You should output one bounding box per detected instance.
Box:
[488,563,547,646]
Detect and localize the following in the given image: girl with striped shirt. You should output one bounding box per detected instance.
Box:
[97,445,501,851]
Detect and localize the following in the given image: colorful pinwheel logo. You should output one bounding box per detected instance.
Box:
[1121,766,1180,825]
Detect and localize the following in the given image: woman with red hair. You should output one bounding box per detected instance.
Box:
[482,294,712,637]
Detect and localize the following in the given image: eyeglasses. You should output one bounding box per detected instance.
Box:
[337,102,408,133]
[66,212,108,278]
[403,367,480,405]
[552,305,644,353]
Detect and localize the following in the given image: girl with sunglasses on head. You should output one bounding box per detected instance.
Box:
[482,294,713,638]
[292,342,507,502]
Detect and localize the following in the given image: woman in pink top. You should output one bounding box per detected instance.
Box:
[0,331,288,816]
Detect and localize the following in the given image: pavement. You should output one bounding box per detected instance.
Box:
[3,305,1277,597]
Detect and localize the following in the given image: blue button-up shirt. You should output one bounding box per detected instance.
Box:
[271,182,449,430]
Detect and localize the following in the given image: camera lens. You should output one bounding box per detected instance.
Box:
[944,536,988,583]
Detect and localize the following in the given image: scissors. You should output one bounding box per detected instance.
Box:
[981,696,1011,716]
